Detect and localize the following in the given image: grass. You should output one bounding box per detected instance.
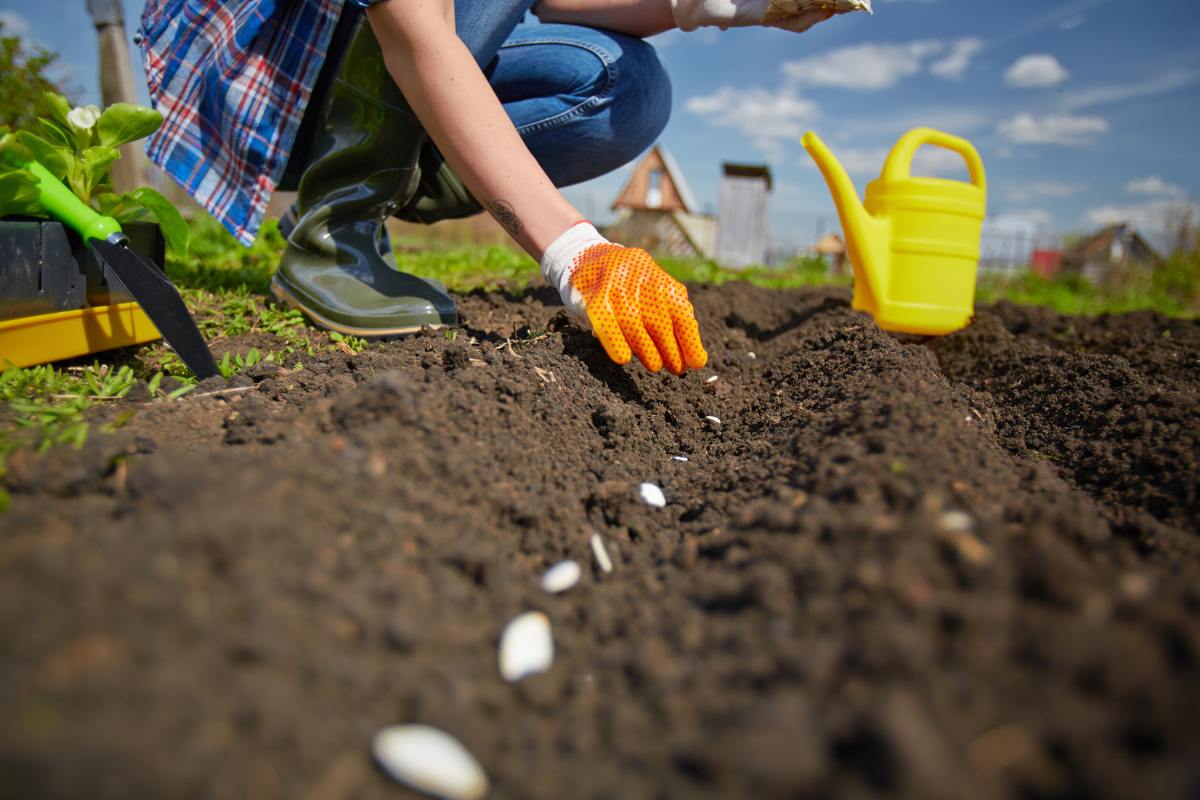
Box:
[977,254,1200,317]
[1,212,1197,490]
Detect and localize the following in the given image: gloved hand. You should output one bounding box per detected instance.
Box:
[540,222,708,375]
[670,0,872,33]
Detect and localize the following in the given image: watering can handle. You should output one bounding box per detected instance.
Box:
[882,127,987,192]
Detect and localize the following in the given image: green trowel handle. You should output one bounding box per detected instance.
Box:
[25,160,124,244]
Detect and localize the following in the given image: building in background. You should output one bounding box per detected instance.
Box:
[1061,224,1161,285]
[715,164,771,269]
[813,233,848,275]
[604,146,716,260]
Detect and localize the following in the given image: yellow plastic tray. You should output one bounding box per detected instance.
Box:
[0,302,161,369]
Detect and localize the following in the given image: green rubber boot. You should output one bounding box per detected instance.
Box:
[394,145,483,225]
[272,15,458,336]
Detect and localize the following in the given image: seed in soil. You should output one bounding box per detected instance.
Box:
[498,611,554,682]
[704,415,722,425]
[590,533,613,573]
[747,351,757,360]
[705,375,719,384]
[672,455,689,462]
[541,560,581,594]
[639,482,667,507]
[938,510,974,533]
[371,724,487,800]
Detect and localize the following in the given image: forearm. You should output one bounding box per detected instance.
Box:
[366,4,580,260]
[533,0,675,37]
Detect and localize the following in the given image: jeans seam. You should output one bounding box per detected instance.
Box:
[498,38,617,136]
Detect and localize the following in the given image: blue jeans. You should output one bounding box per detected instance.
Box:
[363,2,670,189]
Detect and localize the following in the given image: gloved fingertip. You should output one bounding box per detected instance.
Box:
[636,349,664,373]
[600,336,633,366]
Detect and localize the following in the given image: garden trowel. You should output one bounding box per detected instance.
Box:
[20,160,218,379]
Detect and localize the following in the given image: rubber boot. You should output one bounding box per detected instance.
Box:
[394,145,484,225]
[271,15,458,336]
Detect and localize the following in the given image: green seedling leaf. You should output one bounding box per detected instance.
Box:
[0,171,43,217]
[43,92,73,131]
[15,130,69,179]
[81,145,121,197]
[96,191,149,222]
[103,410,137,431]
[147,371,163,398]
[97,103,162,148]
[167,384,194,401]
[0,131,36,170]
[129,186,189,256]
[32,117,74,150]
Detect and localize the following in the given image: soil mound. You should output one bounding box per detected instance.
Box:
[2,285,1198,799]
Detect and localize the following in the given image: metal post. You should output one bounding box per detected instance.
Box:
[87,0,149,192]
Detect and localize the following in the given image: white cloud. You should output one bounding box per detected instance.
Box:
[1125,176,1187,199]
[1086,199,1199,233]
[803,146,889,177]
[0,10,30,36]
[991,209,1054,229]
[783,41,942,91]
[1006,181,1086,202]
[834,107,991,141]
[1005,55,1070,88]
[988,0,1110,48]
[997,112,1109,145]
[687,86,820,154]
[800,142,972,179]
[930,38,984,81]
[1063,67,1200,111]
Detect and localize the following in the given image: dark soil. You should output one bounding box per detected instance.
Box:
[2,285,1198,800]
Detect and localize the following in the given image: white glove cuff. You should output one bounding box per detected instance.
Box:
[539,221,609,325]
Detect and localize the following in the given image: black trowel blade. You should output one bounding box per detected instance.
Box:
[90,239,219,380]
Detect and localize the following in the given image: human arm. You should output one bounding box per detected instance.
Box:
[532,0,676,37]
[365,0,707,372]
[534,0,871,34]
[365,0,578,259]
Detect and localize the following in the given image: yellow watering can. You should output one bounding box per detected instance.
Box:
[802,127,988,336]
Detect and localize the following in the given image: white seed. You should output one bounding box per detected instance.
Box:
[498,611,554,682]
[372,725,488,800]
[590,533,613,573]
[541,560,581,594]
[639,482,667,508]
[938,510,975,534]
[705,375,719,384]
[704,415,722,425]
[747,351,757,360]
[672,455,689,462]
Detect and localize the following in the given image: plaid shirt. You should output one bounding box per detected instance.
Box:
[139,0,380,246]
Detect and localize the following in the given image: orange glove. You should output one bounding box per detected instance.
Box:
[540,222,707,374]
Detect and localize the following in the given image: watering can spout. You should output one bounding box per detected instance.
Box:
[801,132,889,308]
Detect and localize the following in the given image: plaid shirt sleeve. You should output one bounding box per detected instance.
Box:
[139,0,346,246]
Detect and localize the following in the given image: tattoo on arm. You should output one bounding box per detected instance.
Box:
[489,199,522,238]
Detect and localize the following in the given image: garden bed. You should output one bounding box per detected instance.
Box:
[2,283,1198,798]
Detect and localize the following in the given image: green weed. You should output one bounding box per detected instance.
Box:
[0,361,137,459]
[216,348,267,379]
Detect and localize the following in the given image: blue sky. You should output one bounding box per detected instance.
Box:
[3,0,1198,250]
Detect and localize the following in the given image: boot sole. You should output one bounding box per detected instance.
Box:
[270,277,446,339]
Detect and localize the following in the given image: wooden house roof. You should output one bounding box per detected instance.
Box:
[1063,224,1161,268]
[612,145,698,213]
